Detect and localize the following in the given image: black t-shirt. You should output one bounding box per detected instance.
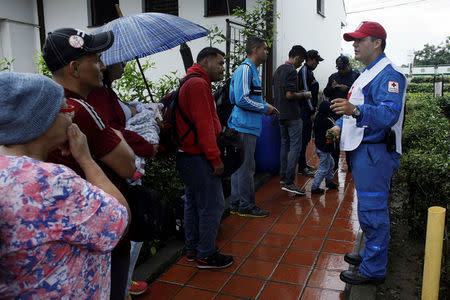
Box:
[272,62,301,120]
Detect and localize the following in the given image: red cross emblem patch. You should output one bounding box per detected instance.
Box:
[388,81,399,93]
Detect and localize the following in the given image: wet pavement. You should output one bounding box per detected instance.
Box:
[137,143,360,300]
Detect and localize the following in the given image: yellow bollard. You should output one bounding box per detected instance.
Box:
[421,206,446,300]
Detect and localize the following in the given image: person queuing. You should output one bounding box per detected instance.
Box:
[176,47,233,269]
[272,45,311,196]
[42,28,137,299]
[228,36,278,218]
[0,72,129,299]
[324,55,360,170]
[329,21,407,285]
[297,49,324,177]
[310,101,339,194]
[87,62,160,297]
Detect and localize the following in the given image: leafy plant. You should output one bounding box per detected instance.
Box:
[33,52,51,77]
[0,57,15,72]
[208,0,279,76]
[393,92,450,236]
[112,59,180,103]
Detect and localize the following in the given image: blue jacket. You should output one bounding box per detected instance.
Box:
[228,58,269,136]
[335,53,406,144]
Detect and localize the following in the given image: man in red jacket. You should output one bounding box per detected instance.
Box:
[176,47,233,269]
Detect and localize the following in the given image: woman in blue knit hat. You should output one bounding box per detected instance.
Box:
[0,72,130,299]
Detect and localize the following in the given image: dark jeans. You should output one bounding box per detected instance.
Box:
[279,119,303,184]
[298,110,312,169]
[110,250,130,300]
[230,132,258,211]
[176,152,225,259]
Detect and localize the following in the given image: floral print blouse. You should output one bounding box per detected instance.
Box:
[0,155,128,299]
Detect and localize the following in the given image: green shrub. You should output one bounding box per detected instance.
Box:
[395,93,450,236]
[407,82,450,94]
[411,76,450,83]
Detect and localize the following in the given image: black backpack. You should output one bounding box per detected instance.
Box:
[159,74,201,154]
[214,77,233,127]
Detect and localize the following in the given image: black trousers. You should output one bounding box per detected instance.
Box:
[298,111,312,169]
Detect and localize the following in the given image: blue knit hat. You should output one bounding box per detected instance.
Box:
[0,72,64,145]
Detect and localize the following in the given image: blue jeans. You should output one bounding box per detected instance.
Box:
[298,110,312,169]
[311,147,334,190]
[279,119,303,184]
[230,132,258,211]
[350,144,400,277]
[176,153,225,259]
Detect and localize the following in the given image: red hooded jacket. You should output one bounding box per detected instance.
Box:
[177,63,222,166]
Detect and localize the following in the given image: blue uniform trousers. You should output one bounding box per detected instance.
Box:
[176,153,225,259]
[349,143,400,278]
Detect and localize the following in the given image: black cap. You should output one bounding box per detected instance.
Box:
[336,55,349,70]
[43,28,114,72]
[306,50,324,61]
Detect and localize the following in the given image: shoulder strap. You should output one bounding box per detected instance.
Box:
[175,74,202,144]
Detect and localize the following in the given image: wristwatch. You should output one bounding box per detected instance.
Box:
[352,106,361,118]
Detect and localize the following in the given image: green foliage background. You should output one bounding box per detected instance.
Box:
[392,90,450,236]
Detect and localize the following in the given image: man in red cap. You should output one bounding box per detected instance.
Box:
[329,21,407,285]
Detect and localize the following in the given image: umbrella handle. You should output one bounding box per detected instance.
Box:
[135,57,155,103]
[115,4,123,17]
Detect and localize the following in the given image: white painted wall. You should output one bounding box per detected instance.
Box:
[1,0,345,87]
[274,0,346,89]
[0,0,39,72]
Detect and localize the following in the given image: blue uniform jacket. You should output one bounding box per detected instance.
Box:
[228,58,269,136]
[335,54,406,144]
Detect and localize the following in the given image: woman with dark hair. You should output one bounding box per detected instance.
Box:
[0,72,129,299]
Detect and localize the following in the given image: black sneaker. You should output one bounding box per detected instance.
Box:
[230,209,239,215]
[186,253,196,262]
[238,206,269,218]
[196,252,233,269]
[326,181,339,189]
[299,168,315,177]
[311,188,325,194]
[306,164,316,171]
[281,183,306,196]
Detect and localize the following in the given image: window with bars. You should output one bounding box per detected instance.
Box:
[205,0,246,17]
[143,0,178,16]
[88,0,120,27]
[317,0,325,17]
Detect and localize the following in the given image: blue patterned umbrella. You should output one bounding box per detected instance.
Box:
[92,12,209,66]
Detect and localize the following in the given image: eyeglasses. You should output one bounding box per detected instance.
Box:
[60,105,75,118]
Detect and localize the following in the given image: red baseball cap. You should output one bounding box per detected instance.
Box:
[343,21,386,42]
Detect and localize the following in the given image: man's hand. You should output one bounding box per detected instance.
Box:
[332,80,338,88]
[152,144,159,157]
[339,84,349,92]
[330,98,355,116]
[111,128,125,140]
[326,127,340,142]
[302,91,312,99]
[265,103,280,116]
[329,126,341,139]
[213,162,224,176]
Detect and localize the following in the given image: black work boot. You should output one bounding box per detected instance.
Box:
[340,270,385,285]
[344,252,363,265]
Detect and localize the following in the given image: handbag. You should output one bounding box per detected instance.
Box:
[217,127,244,177]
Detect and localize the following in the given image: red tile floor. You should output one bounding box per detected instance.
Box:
[137,143,360,300]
